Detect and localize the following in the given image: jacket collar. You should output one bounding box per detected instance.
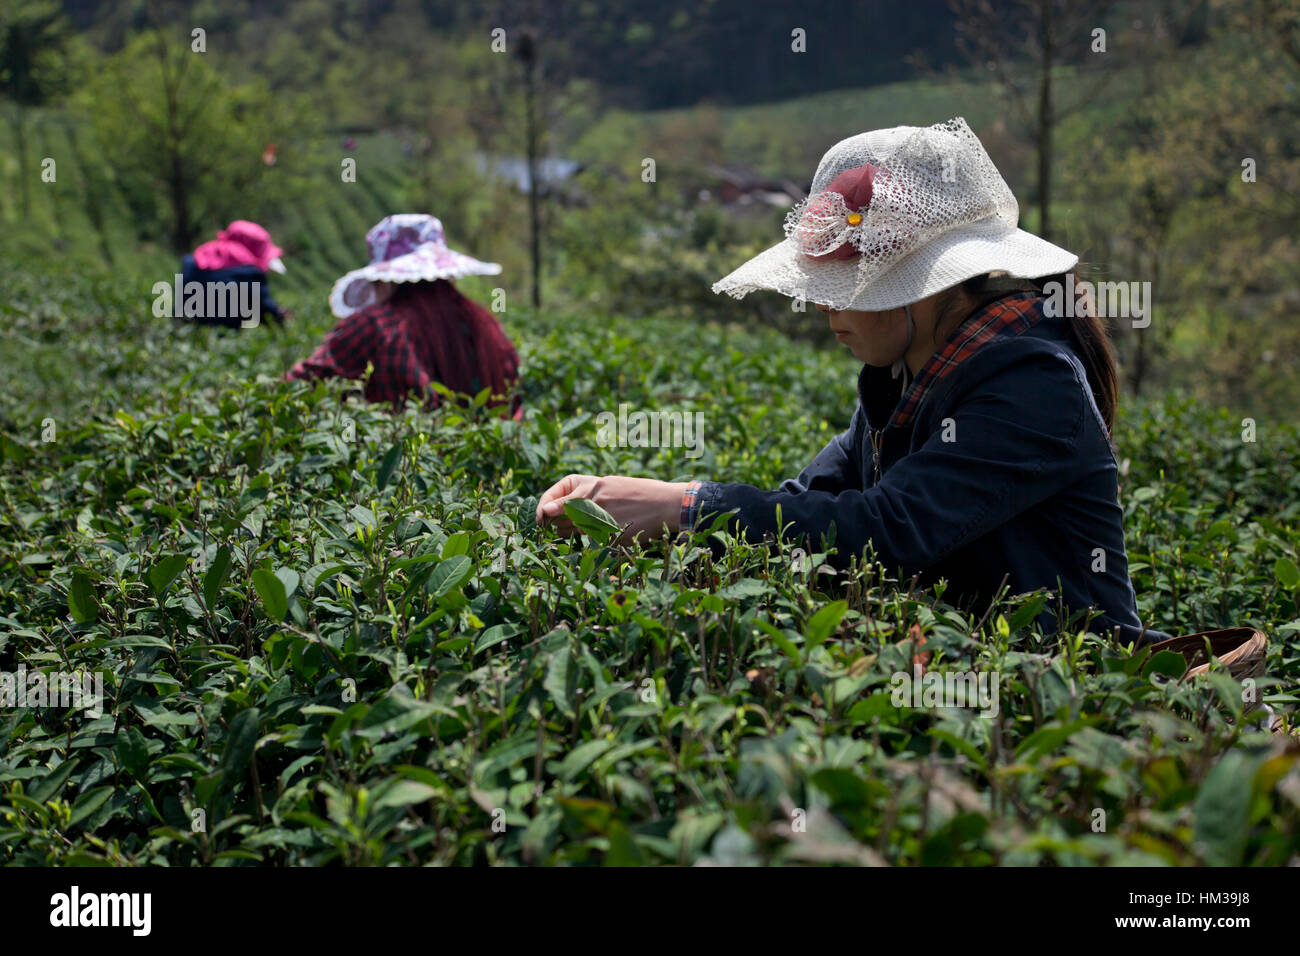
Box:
[857,291,1045,431]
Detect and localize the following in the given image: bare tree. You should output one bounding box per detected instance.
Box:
[516,28,543,309]
[949,0,1116,241]
[484,0,585,312]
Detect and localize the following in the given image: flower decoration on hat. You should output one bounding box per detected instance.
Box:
[787,163,882,261]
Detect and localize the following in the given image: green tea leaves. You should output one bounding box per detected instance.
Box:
[563,498,621,542]
[148,553,189,596]
[427,554,473,600]
[804,600,847,650]
[203,545,232,608]
[67,570,98,624]
[252,567,288,622]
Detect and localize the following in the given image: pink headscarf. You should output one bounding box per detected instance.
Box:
[193,220,284,272]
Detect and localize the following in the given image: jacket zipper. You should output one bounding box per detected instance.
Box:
[869,427,883,487]
[871,374,941,486]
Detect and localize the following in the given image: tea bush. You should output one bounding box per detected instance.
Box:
[0,264,1297,866]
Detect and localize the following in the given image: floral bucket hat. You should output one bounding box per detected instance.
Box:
[329,214,502,318]
[712,117,1077,311]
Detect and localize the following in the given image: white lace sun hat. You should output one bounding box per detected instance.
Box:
[329,214,502,318]
[712,117,1078,312]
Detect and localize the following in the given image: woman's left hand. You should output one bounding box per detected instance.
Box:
[537,474,689,545]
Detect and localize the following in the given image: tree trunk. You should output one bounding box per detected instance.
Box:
[170,154,191,253]
[156,32,192,252]
[1131,323,1147,398]
[1037,0,1053,241]
[15,107,31,218]
[524,50,542,310]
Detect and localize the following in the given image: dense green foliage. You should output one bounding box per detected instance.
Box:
[1,265,1297,866]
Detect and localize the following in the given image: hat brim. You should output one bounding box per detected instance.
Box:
[329,247,503,318]
[712,217,1078,312]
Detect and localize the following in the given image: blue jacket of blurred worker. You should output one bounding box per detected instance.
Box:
[179,220,289,329]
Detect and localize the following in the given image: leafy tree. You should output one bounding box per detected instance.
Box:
[0,0,71,216]
[1062,0,1300,407]
[77,29,293,252]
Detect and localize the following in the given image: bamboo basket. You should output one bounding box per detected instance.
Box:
[1146,626,1268,712]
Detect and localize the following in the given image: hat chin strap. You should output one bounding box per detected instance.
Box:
[891,304,916,381]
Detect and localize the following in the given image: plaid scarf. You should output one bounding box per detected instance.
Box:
[887,291,1043,430]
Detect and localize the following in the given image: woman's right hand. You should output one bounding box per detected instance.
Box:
[537,473,688,544]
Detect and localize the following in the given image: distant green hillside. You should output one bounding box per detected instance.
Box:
[0,114,414,297]
[1,68,1126,290]
[574,73,1003,181]
[572,66,1139,199]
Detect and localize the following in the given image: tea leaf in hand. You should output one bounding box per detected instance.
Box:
[564,498,621,542]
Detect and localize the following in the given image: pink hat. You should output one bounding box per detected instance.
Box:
[193,220,286,274]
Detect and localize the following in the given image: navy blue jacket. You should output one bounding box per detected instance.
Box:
[179,255,285,329]
[694,297,1167,647]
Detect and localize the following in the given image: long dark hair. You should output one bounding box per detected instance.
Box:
[934,272,1119,434]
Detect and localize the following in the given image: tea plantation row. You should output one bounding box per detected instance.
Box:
[0,264,1297,865]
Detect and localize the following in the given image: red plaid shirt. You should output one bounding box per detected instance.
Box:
[285,281,522,417]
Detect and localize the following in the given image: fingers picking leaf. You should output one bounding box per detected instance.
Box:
[564,498,620,542]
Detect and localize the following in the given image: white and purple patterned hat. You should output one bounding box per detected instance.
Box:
[329,214,502,318]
